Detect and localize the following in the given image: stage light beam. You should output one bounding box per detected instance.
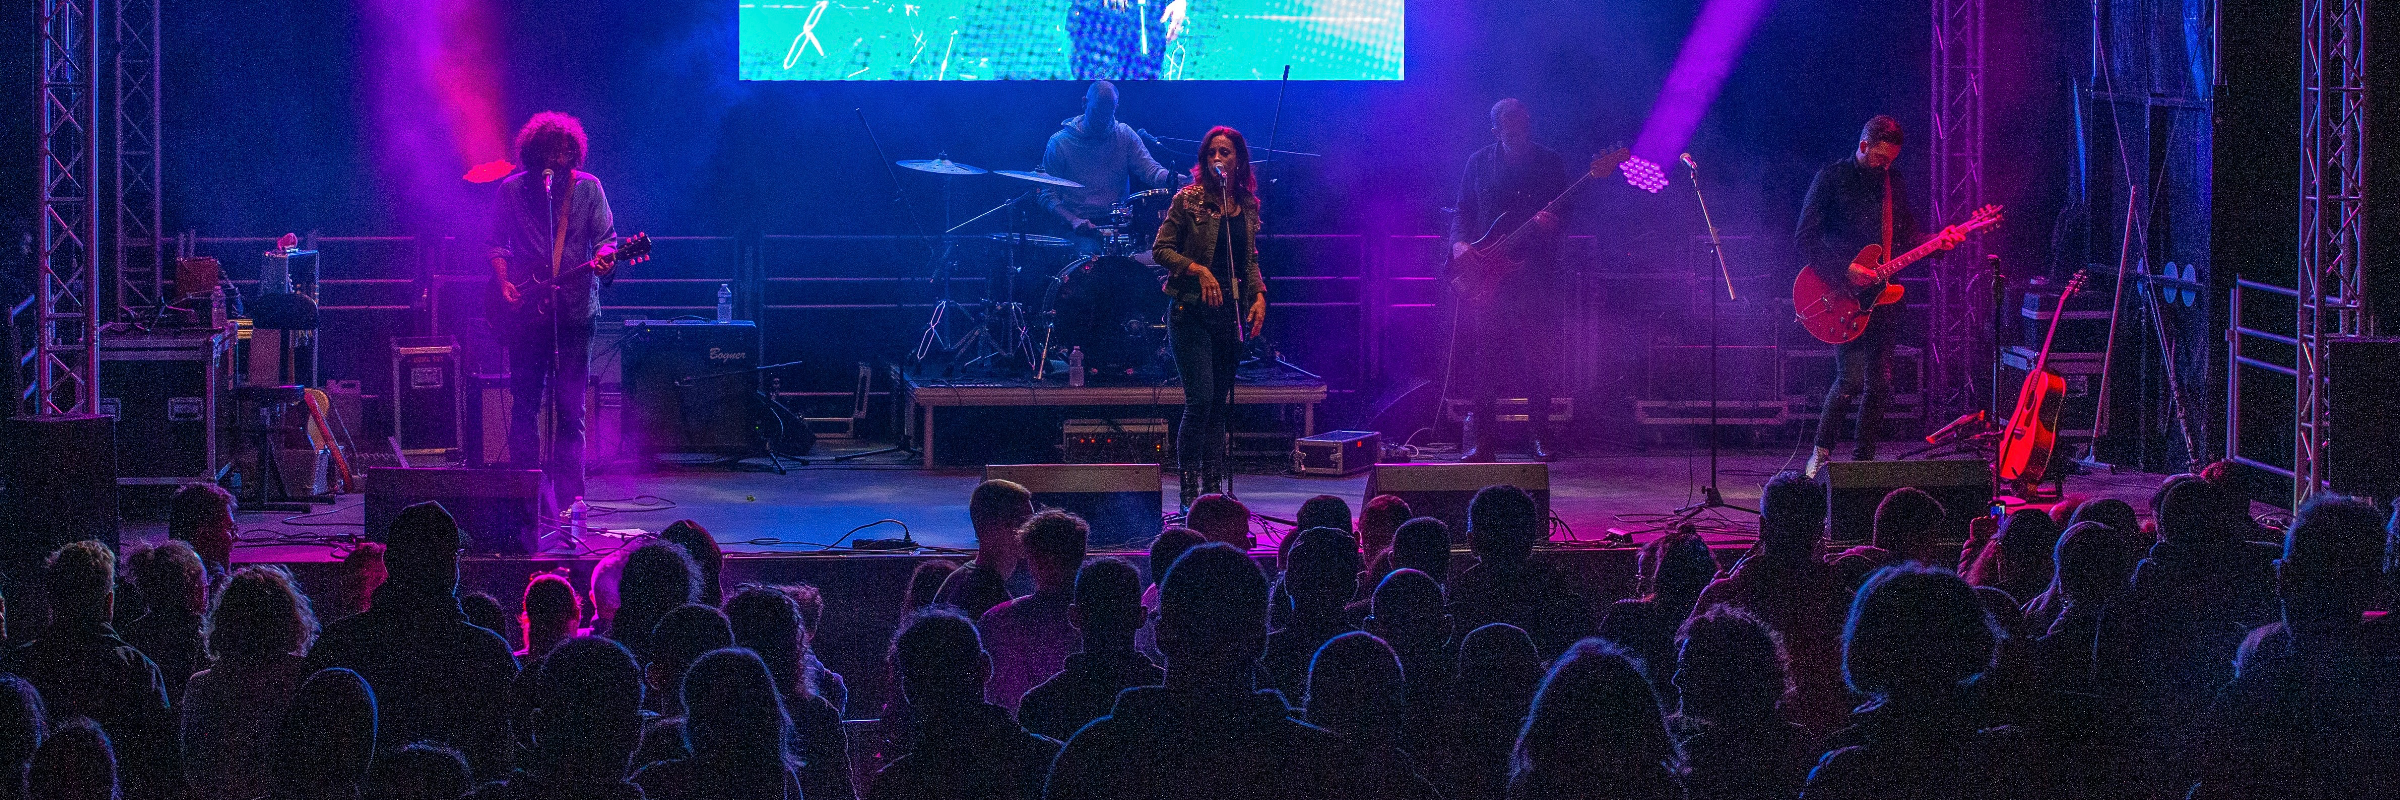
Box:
[1625,0,1775,188]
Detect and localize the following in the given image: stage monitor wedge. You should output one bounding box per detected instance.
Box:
[1365,462,1550,544]
[984,464,1163,549]
[365,467,552,555]
[1824,458,1992,545]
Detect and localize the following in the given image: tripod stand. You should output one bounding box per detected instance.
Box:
[1668,155,1755,522]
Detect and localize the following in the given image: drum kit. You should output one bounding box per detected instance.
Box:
[900,157,1176,382]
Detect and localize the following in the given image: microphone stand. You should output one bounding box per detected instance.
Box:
[1671,155,1755,521]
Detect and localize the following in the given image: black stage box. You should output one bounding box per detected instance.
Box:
[365,467,551,554]
[1825,458,1991,544]
[99,330,229,485]
[0,415,120,574]
[1364,462,1550,543]
[621,320,757,460]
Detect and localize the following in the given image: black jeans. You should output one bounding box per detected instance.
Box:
[1170,300,1241,481]
[1814,310,1896,455]
[506,314,594,506]
[1469,283,1564,431]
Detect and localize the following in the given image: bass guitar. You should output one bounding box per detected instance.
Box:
[1997,270,2088,495]
[487,232,653,322]
[1793,204,2002,344]
[1451,148,1631,300]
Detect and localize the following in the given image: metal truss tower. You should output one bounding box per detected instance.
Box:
[115,0,163,320]
[28,0,104,416]
[1928,0,1986,414]
[2294,0,2369,500]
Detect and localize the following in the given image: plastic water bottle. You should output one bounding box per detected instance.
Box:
[716,284,734,322]
[1067,347,1085,386]
[209,285,227,330]
[567,497,590,540]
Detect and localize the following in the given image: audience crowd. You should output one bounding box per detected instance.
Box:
[0,467,2391,799]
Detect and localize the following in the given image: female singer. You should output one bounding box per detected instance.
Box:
[1153,126,1267,508]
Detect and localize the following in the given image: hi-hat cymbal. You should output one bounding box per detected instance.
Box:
[994,169,1085,189]
[897,158,988,176]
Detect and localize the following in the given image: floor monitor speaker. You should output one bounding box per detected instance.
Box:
[1825,458,1992,544]
[984,464,1163,549]
[365,467,551,554]
[1364,462,1550,543]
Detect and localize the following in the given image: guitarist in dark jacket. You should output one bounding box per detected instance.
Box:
[1451,99,1571,462]
[489,111,619,507]
[1797,115,1928,478]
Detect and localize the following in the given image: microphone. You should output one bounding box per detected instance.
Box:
[1680,153,1699,170]
[1212,162,1227,179]
[542,168,556,205]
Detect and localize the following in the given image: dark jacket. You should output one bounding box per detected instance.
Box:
[1153,184,1265,308]
[1794,156,1923,285]
[2184,619,2400,800]
[934,562,1023,622]
[1018,648,1164,742]
[1448,558,1593,659]
[1804,694,2037,800]
[1045,686,1373,800]
[5,620,175,799]
[120,608,204,704]
[1670,713,1810,800]
[866,701,1058,800]
[1261,612,1359,698]
[305,584,522,780]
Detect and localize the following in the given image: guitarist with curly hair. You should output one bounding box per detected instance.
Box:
[488,111,620,506]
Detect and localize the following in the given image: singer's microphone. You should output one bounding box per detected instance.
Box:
[1680,153,1699,170]
[1212,162,1227,179]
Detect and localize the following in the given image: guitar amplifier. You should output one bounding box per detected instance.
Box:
[621,320,758,459]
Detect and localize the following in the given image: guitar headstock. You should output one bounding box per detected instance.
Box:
[613,232,654,266]
[1962,204,2004,232]
[2062,269,2089,297]
[1590,147,1633,177]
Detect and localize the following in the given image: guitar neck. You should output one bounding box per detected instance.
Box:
[1873,231,1953,283]
[1492,174,1597,253]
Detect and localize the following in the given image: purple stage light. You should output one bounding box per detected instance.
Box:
[1629,0,1773,173]
[1620,155,1669,193]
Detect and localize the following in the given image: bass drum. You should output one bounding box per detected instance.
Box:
[1045,255,1170,379]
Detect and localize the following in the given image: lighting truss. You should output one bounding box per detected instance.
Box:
[28,0,103,416]
[2293,0,2369,501]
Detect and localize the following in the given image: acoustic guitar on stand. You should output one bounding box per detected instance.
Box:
[1450,147,1631,300]
[1997,270,2088,496]
[1793,204,2003,344]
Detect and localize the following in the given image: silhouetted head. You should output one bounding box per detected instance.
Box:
[1468,485,1543,562]
[890,608,989,708]
[204,565,318,666]
[1157,543,1270,682]
[1021,510,1091,594]
[370,742,468,800]
[461,590,510,648]
[1674,605,1791,722]
[2068,499,2140,544]
[1512,639,1680,792]
[1756,471,1827,562]
[969,479,1036,567]
[1304,632,1406,747]
[646,604,734,710]
[169,481,238,570]
[275,668,378,798]
[129,540,207,619]
[26,718,112,800]
[43,541,115,626]
[1298,495,1356,538]
[2050,521,2133,607]
[1391,517,1453,582]
[1842,564,1998,700]
[613,541,700,657]
[658,520,724,607]
[1070,558,1145,640]
[1453,623,1543,714]
[1187,494,1255,549]
[1359,495,1413,560]
[681,647,794,768]
[521,572,584,654]
[1991,509,2064,595]
[2278,494,2385,636]
[904,560,959,614]
[2152,474,2227,547]
[1081,80,1119,134]
[0,675,45,798]
[383,502,465,592]
[1367,568,1450,654]
[1283,527,1363,615]
[725,585,810,701]
[529,637,644,779]
[1638,529,1716,601]
[1148,528,1206,588]
[1871,488,1945,559]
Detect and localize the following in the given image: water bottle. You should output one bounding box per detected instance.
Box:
[209,285,227,330]
[716,284,734,323]
[568,497,590,540]
[1067,347,1086,386]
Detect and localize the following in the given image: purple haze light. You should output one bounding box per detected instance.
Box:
[1629,0,1774,172]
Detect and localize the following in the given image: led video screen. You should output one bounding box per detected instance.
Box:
[740,0,1403,81]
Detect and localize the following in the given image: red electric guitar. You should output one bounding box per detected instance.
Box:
[1997,270,2088,495]
[1793,204,2003,344]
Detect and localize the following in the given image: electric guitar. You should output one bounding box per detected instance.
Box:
[1451,147,1632,299]
[1792,204,2002,344]
[1997,270,2088,495]
[487,232,653,323]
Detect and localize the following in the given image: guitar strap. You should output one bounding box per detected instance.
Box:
[1879,170,1894,259]
[548,172,572,284]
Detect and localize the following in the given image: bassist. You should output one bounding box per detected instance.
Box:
[1451,98,1570,462]
[489,111,619,507]
[1797,116,1954,476]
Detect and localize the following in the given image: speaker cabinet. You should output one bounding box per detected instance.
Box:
[1825,458,1991,544]
[1,415,120,574]
[984,464,1163,548]
[99,330,228,485]
[1364,462,1550,543]
[2327,339,2400,500]
[621,320,758,460]
[365,467,551,555]
[393,336,463,459]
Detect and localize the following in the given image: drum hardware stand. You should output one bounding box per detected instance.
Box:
[1662,155,1755,523]
[675,360,814,474]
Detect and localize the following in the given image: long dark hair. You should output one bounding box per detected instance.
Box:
[1190,125,1259,212]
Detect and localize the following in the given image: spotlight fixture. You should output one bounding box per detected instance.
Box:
[1620,155,1669,193]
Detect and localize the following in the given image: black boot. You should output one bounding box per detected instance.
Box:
[1179,469,1200,510]
[1460,413,1497,463]
[1528,402,1556,462]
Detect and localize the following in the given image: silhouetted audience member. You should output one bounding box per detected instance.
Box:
[468,637,643,800]
[1600,527,1715,700]
[725,586,853,800]
[2187,495,2400,799]
[1020,558,1161,742]
[1134,528,1206,661]
[1390,517,1454,585]
[184,566,318,800]
[2066,498,2142,545]
[980,510,1090,712]
[634,604,734,755]
[1695,471,1847,734]
[461,591,513,653]
[27,718,114,800]
[607,541,700,663]
[1184,494,1256,550]
[1508,639,1683,800]
[633,648,801,800]
[3,540,173,799]
[518,573,582,660]
[1359,494,1413,568]
[1451,485,1590,659]
[867,609,1058,800]
[778,584,849,716]
[1047,543,1373,799]
[903,561,959,617]
[168,481,238,580]
[1831,487,1947,591]
[1366,568,1453,748]
[1670,605,1807,800]
[1305,632,1437,799]
[0,675,44,800]
[329,543,388,623]
[369,742,469,800]
[271,667,377,800]
[1264,527,1365,696]
[2025,522,2131,693]
[1427,623,1543,800]
[306,503,519,780]
[1804,564,2033,800]
[1287,495,1354,569]
[122,540,209,703]
[936,479,1037,619]
[1965,510,2062,618]
[657,520,725,607]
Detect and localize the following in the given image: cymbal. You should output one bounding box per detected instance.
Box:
[897,158,988,176]
[995,169,1085,189]
[988,233,1075,249]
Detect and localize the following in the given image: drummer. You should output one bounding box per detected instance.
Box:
[1037,80,1182,255]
